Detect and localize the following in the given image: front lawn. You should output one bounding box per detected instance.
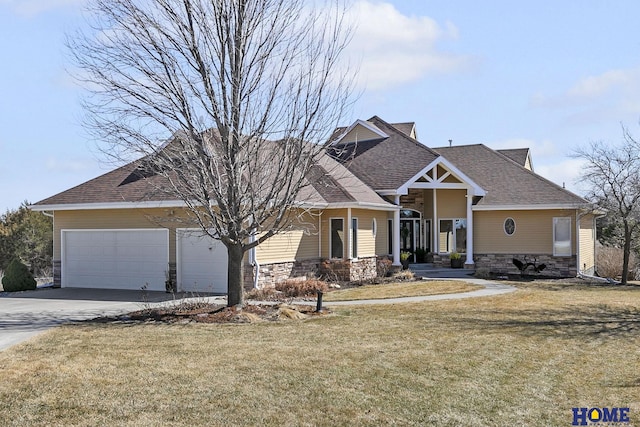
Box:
[323,279,480,301]
[0,280,638,426]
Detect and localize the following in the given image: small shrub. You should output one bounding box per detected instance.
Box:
[474,268,491,279]
[450,252,462,260]
[376,257,392,277]
[392,270,415,281]
[1,259,37,292]
[275,279,329,298]
[596,245,637,280]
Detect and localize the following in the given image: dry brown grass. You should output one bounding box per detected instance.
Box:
[0,280,639,426]
[323,280,480,301]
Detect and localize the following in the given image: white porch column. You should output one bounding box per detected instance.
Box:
[393,195,401,266]
[465,189,474,265]
[433,188,438,254]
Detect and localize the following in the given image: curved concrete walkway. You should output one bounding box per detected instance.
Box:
[292,278,517,306]
[0,279,516,352]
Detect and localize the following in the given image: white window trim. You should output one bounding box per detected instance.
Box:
[504,217,516,236]
[438,218,467,254]
[372,218,377,239]
[351,217,358,260]
[553,217,572,257]
[329,217,345,259]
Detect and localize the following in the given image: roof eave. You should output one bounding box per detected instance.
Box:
[29,200,190,211]
[472,203,590,211]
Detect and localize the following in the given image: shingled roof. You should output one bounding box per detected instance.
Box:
[327,116,440,191]
[34,147,393,209]
[497,148,532,169]
[433,144,586,207]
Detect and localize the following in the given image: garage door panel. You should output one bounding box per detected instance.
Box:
[63,230,169,291]
[178,230,228,294]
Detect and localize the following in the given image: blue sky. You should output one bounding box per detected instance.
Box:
[2,0,640,213]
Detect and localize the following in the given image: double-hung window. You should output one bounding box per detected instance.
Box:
[553,217,571,256]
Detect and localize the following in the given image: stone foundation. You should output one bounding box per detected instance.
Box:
[318,257,378,282]
[474,253,577,277]
[53,260,61,287]
[244,256,381,289]
[243,258,322,290]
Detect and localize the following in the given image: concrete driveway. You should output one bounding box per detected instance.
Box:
[0,287,185,352]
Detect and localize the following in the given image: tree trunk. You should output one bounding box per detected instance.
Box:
[622,223,631,285]
[227,242,245,307]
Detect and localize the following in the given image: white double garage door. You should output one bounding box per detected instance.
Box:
[62,229,227,293]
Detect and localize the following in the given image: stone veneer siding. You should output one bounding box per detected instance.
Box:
[474,253,577,277]
[53,260,61,287]
[243,258,322,290]
[244,256,380,289]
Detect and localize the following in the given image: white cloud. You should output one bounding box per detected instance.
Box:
[536,158,588,196]
[530,66,640,112]
[1,0,84,17]
[342,1,472,90]
[567,68,640,99]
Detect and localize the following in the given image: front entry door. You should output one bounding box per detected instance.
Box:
[400,219,421,263]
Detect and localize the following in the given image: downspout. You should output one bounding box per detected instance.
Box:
[575,210,581,275]
[41,211,55,286]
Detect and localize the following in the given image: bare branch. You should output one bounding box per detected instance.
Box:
[68,0,354,305]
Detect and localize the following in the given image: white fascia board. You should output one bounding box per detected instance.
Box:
[397,157,486,197]
[298,201,398,211]
[328,202,399,211]
[29,200,190,211]
[377,190,407,197]
[472,203,585,211]
[331,119,389,145]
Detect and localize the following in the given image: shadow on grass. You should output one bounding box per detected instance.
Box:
[449,304,640,340]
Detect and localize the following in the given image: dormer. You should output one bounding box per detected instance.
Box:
[330,119,389,145]
[390,122,417,139]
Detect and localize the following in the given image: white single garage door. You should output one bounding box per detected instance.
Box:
[62,229,169,291]
[177,229,228,293]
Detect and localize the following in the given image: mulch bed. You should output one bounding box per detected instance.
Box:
[91,302,330,325]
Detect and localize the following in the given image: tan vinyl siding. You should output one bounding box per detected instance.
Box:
[437,189,467,218]
[53,208,172,260]
[351,209,388,257]
[424,189,434,221]
[579,214,596,272]
[341,125,382,143]
[255,213,319,263]
[474,209,577,255]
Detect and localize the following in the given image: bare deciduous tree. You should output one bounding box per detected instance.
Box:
[574,125,640,284]
[68,0,353,305]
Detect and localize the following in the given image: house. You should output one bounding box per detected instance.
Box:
[32,116,597,292]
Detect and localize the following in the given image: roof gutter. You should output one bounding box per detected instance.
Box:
[472,203,592,211]
[30,200,190,211]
